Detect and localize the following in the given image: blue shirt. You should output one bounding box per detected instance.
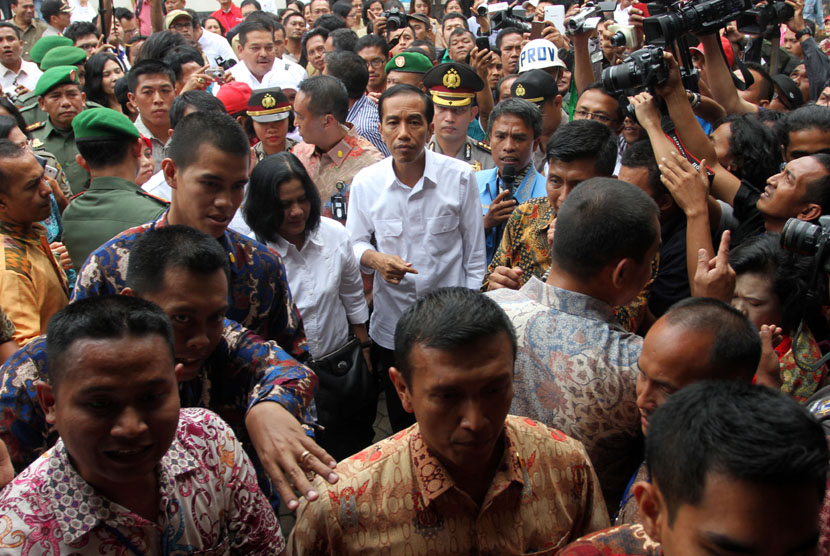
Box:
[476,165,547,262]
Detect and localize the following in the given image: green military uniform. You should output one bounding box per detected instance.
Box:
[61,176,168,268]
[427,135,494,172]
[29,118,89,194]
[60,107,170,268]
[11,19,48,62]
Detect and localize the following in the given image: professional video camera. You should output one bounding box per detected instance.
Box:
[491,5,532,33]
[643,0,753,46]
[735,0,794,34]
[383,7,409,32]
[782,216,830,273]
[602,45,669,92]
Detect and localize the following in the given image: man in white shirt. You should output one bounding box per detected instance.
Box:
[346,83,487,432]
[192,10,237,68]
[40,0,71,36]
[228,20,292,89]
[0,22,41,98]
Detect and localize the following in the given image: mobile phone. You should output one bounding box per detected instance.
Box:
[475,35,491,51]
[44,165,58,181]
[530,20,544,39]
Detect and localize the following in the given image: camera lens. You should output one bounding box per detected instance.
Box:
[781,218,822,256]
[602,60,641,92]
[477,4,487,16]
[609,31,627,47]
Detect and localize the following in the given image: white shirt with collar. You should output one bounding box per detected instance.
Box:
[133,116,169,174]
[198,29,238,68]
[346,148,486,349]
[227,60,293,90]
[269,217,369,357]
[0,59,41,95]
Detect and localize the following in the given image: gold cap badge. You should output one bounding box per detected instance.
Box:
[515,84,525,97]
[262,94,276,109]
[443,67,461,89]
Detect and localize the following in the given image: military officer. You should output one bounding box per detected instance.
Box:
[384,51,431,89]
[20,45,90,127]
[61,108,169,268]
[248,87,297,163]
[15,36,72,124]
[28,65,90,194]
[423,62,495,172]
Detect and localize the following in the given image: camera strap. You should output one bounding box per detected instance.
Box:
[712,33,754,91]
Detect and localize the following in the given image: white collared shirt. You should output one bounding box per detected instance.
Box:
[0,59,41,96]
[346,149,486,349]
[269,217,369,357]
[198,29,237,68]
[133,116,169,174]
[227,60,294,90]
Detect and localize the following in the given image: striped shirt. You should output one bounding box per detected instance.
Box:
[347,94,390,157]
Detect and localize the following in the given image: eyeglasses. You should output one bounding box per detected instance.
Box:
[171,22,192,30]
[574,109,615,124]
[365,57,385,68]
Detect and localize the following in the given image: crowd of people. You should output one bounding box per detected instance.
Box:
[0,0,829,551]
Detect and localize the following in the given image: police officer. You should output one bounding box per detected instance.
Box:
[423,61,494,172]
[511,68,564,172]
[28,65,90,194]
[248,87,296,162]
[61,107,169,268]
[20,45,90,127]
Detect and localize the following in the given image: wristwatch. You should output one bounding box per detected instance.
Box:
[795,27,813,39]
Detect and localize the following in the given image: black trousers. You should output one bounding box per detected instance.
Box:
[372,344,416,432]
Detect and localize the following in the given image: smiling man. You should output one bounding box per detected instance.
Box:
[0,295,286,552]
[289,287,609,554]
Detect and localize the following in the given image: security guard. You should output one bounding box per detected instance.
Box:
[60,108,169,269]
[422,61,494,172]
[28,65,90,194]
[511,69,564,173]
[21,45,91,127]
[248,87,296,162]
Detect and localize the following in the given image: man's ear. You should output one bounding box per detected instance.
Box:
[389,367,414,414]
[610,257,635,291]
[127,91,136,106]
[553,94,563,110]
[236,42,244,57]
[120,286,135,297]
[130,137,144,159]
[428,121,435,137]
[35,381,57,425]
[655,192,674,213]
[75,153,90,172]
[635,480,666,543]
[161,157,178,190]
[798,203,822,222]
[37,97,46,111]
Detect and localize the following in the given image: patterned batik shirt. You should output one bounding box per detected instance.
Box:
[287,415,610,555]
[482,197,656,333]
[488,278,644,512]
[557,523,663,555]
[0,408,285,555]
[71,211,308,361]
[0,320,317,473]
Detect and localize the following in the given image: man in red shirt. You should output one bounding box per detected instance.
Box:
[210,0,242,34]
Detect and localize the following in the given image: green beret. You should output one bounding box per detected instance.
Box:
[40,46,87,70]
[34,66,81,96]
[385,51,433,75]
[72,108,141,141]
[30,35,73,65]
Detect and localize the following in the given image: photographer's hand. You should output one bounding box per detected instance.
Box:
[785,0,806,32]
[373,14,387,36]
[473,0,491,32]
[542,22,568,49]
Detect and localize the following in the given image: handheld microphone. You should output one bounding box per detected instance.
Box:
[502,165,516,201]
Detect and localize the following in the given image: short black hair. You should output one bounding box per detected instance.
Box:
[301,26,330,57]
[744,61,774,103]
[662,297,761,381]
[579,82,625,123]
[312,13,347,31]
[802,153,830,217]
[0,22,21,40]
[126,225,230,296]
[355,33,389,57]
[324,50,368,99]
[0,139,28,193]
[64,20,99,42]
[114,7,134,21]
[241,0,262,9]
[328,27,358,52]
[126,59,176,93]
[394,287,517,386]
[202,16,226,35]
[495,26,523,49]
[0,115,23,141]
[244,152,322,243]
[487,97,542,139]
[449,27,474,41]
[647,380,829,523]
[169,90,227,129]
[76,134,134,169]
[553,177,659,278]
[298,74,349,123]
[408,41,436,61]
[332,0,352,19]
[783,105,830,151]
[378,83,433,122]
[162,45,204,82]
[46,296,175,391]
[114,77,131,115]
[547,119,617,176]
[0,99,28,136]
[441,12,468,29]
[237,21,274,45]
[621,139,665,197]
[167,111,249,169]
[135,30,187,62]
[714,114,782,189]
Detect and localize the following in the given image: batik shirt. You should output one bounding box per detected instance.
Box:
[0,408,285,555]
[0,320,317,473]
[776,326,829,403]
[558,524,663,555]
[482,196,656,333]
[71,211,308,361]
[488,278,644,511]
[287,415,610,555]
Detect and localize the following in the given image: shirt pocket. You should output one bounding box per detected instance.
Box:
[426,214,460,255]
[375,218,403,237]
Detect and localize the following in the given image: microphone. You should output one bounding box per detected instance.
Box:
[501,164,516,201]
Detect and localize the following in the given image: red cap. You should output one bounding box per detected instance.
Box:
[690,35,735,68]
[216,82,252,115]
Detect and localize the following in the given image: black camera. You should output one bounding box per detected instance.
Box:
[383,7,408,32]
[781,216,830,272]
[215,56,237,71]
[491,6,532,33]
[602,45,669,92]
[735,1,794,34]
[643,0,752,46]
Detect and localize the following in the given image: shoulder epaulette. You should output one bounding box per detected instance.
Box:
[138,190,171,205]
[26,121,46,132]
[68,190,87,201]
[475,140,491,152]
